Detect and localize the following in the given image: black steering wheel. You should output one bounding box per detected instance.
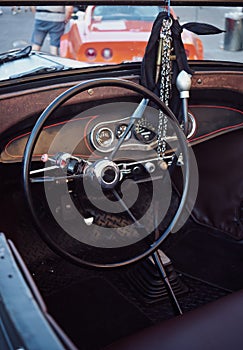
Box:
[23,78,191,268]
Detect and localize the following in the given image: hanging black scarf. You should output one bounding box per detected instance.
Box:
[140,11,224,117]
[140,11,224,92]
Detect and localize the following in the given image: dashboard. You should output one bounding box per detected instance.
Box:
[1,102,242,164]
[0,70,243,164]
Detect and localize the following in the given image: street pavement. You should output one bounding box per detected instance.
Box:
[0,7,35,52]
[0,5,242,63]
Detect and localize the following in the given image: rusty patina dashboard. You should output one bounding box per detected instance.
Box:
[0,69,242,163]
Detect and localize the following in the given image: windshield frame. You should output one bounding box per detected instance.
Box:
[1,0,243,5]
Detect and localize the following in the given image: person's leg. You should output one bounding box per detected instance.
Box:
[11,7,17,15]
[31,20,48,52]
[48,22,65,55]
[32,44,41,51]
[49,45,59,56]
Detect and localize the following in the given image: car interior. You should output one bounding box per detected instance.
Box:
[0,0,243,349]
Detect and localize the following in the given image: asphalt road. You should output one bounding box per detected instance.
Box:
[0,5,242,63]
[0,7,35,51]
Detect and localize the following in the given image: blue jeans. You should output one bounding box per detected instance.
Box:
[31,20,65,48]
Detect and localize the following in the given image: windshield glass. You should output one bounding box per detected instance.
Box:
[92,5,161,20]
[175,6,243,62]
[0,4,242,79]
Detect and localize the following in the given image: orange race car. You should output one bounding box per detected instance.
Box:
[60,5,204,64]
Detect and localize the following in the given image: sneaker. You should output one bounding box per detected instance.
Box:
[0,8,3,15]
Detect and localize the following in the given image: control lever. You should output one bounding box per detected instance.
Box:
[176,70,192,136]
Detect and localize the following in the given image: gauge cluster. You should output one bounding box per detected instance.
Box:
[89,111,197,154]
[90,116,158,153]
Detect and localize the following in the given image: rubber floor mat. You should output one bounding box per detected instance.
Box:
[45,276,152,350]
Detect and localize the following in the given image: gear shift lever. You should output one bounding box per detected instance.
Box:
[176,70,192,136]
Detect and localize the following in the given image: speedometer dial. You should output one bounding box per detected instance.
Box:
[134,120,157,144]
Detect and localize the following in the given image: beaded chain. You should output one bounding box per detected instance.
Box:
[157,17,172,162]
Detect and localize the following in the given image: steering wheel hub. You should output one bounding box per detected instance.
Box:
[87,159,120,189]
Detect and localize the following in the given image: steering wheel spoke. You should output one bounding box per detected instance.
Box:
[109,98,149,160]
[30,174,85,183]
[112,189,144,229]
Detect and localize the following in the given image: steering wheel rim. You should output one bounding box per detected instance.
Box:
[23,77,190,268]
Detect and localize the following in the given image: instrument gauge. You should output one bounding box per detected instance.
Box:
[134,120,157,144]
[96,127,114,147]
[115,124,131,140]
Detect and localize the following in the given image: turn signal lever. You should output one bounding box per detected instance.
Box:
[176,70,192,137]
[41,152,89,175]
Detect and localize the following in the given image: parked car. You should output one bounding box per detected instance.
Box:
[60,5,204,63]
[0,1,243,350]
